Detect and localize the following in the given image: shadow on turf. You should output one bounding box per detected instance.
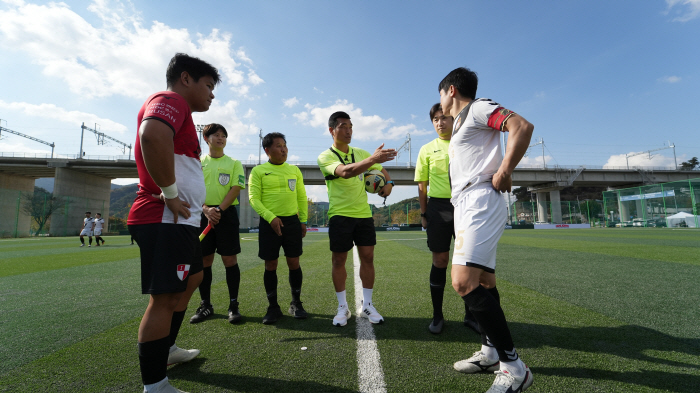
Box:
[169,358,356,392]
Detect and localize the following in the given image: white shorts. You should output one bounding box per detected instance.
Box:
[451,184,506,273]
[94,229,102,236]
[80,229,93,236]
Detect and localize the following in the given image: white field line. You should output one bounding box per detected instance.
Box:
[353,246,387,393]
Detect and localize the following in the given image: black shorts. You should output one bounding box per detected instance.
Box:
[129,223,203,295]
[258,215,303,260]
[426,197,455,253]
[328,216,376,253]
[200,206,241,256]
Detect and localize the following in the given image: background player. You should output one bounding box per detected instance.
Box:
[249,132,309,324]
[317,111,397,327]
[79,211,94,247]
[439,67,534,392]
[93,213,106,246]
[415,104,480,335]
[128,53,220,393]
[189,123,246,325]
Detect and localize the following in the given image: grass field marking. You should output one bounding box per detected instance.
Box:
[353,246,387,393]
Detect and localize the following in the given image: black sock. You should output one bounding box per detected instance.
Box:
[289,267,303,302]
[138,336,169,385]
[429,265,447,320]
[199,266,212,304]
[80,237,84,244]
[263,269,278,307]
[481,287,501,346]
[169,310,186,347]
[225,264,240,304]
[89,238,92,245]
[462,285,517,362]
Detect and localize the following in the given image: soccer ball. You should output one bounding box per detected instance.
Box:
[364,170,386,193]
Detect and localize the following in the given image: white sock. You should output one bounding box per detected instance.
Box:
[144,377,167,392]
[481,344,498,361]
[362,288,373,306]
[501,358,525,378]
[336,290,347,307]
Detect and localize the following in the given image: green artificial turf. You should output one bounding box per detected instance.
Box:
[0,229,698,392]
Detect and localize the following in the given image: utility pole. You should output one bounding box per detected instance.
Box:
[625,142,676,170]
[528,137,545,169]
[258,129,263,164]
[395,133,411,167]
[80,122,132,159]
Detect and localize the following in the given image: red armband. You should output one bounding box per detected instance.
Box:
[487,107,515,131]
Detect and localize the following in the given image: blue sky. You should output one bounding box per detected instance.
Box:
[0,0,699,204]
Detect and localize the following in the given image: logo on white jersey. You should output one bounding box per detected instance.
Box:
[176,264,191,281]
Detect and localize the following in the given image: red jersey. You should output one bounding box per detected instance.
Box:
[128,91,205,227]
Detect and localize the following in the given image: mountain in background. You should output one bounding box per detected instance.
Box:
[110,183,138,219]
[34,178,125,193]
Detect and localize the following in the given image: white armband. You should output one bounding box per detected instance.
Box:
[160,183,179,199]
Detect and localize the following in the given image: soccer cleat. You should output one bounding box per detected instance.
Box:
[464,313,482,335]
[88,245,91,247]
[80,244,84,247]
[485,365,533,393]
[262,305,283,325]
[144,379,190,393]
[454,351,500,374]
[101,239,105,245]
[333,304,351,326]
[288,300,308,319]
[428,317,444,334]
[189,302,214,324]
[228,302,243,324]
[358,300,384,324]
[167,345,200,366]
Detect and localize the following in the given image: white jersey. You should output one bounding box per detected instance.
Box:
[83,217,95,231]
[94,218,104,231]
[448,98,513,204]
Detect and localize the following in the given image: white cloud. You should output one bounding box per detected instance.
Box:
[0,0,262,99]
[660,75,681,83]
[517,154,554,168]
[0,99,128,134]
[304,185,328,203]
[283,97,299,108]
[603,152,683,169]
[292,99,429,141]
[243,108,256,119]
[192,100,258,146]
[666,0,700,21]
[0,140,52,155]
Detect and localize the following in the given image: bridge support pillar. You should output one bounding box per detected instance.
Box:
[0,173,34,237]
[536,192,548,223]
[550,189,563,224]
[619,199,631,222]
[50,168,111,237]
[237,187,259,229]
[635,200,644,220]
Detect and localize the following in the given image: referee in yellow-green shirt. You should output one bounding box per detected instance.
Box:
[317,111,397,327]
[415,103,479,335]
[249,132,308,325]
[189,123,246,325]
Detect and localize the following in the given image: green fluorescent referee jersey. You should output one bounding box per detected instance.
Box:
[201,154,246,206]
[414,138,451,199]
[317,145,382,219]
[248,161,308,223]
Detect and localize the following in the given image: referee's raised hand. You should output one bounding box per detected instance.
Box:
[371,143,398,164]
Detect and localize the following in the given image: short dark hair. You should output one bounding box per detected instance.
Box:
[96,213,101,216]
[438,67,478,100]
[429,103,443,120]
[166,53,221,88]
[262,132,286,149]
[203,123,227,138]
[328,111,351,129]
[85,211,91,214]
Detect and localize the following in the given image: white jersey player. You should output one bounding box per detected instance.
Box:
[93,213,106,246]
[79,212,94,247]
[439,67,535,393]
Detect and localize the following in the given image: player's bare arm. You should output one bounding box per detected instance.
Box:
[377,168,393,197]
[334,144,397,179]
[417,181,429,229]
[139,119,191,223]
[492,114,534,192]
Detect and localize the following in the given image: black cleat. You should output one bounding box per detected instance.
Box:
[288,301,308,319]
[429,317,444,334]
[464,313,482,335]
[228,301,243,324]
[189,302,214,324]
[262,305,283,325]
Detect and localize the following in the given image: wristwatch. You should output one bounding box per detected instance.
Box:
[386,180,395,186]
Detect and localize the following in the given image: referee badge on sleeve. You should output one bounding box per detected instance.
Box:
[288,179,296,191]
[218,173,230,186]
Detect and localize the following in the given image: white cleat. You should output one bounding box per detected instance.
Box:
[485,365,533,393]
[333,304,351,326]
[454,351,500,374]
[144,379,189,393]
[167,345,200,366]
[80,244,84,247]
[358,300,384,324]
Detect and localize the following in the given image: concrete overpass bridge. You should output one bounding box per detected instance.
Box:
[1,154,698,234]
